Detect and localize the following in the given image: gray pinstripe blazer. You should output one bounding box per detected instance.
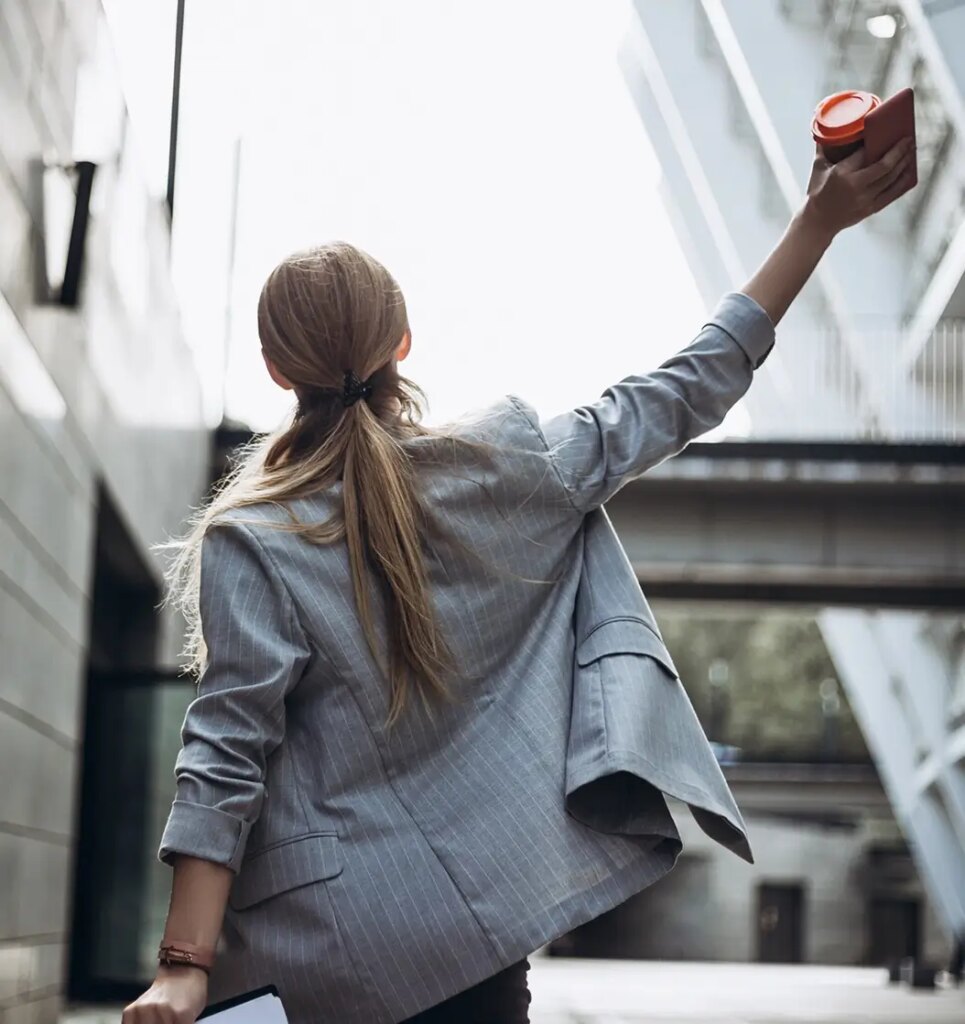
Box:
[158,292,773,1024]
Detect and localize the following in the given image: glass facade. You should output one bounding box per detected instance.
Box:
[70,671,195,999]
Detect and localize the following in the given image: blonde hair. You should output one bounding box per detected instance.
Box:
[156,241,522,729]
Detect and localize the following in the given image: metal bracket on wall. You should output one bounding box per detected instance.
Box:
[35,158,97,307]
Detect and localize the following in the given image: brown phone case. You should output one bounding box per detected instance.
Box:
[863,87,917,189]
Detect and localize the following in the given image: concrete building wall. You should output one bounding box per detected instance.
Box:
[0,1,210,1021]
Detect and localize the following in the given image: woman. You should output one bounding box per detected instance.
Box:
[124,137,914,1024]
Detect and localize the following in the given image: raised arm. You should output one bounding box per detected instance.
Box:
[537,137,916,513]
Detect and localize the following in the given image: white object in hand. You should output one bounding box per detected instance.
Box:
[198,986,288,1023]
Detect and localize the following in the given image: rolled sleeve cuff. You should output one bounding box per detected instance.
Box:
[157,799,253,873]
[704,291,776,370]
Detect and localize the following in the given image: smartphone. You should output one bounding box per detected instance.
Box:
[864,87,917,190]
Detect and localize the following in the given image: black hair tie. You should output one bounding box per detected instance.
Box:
[341,369,374,407]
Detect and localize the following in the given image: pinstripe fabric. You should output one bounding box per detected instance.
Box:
[158,292,775,1023]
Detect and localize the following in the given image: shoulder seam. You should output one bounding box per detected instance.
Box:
[506,395,580,514]
[231,520,309,646]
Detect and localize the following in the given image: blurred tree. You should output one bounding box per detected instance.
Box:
[653,605,870,764]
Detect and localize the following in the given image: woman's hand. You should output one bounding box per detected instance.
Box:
[121,965,209,1023]
[802,137,916,241]
[129,855,231,1021]
[741,136,916,326]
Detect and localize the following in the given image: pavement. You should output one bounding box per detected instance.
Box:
[526,958,965,1023]
[60,959,965,1023]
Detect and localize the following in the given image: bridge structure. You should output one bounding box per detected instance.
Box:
[612,441,963,608]
[620,0,965,944]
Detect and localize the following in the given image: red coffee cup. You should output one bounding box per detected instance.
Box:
[811,90,881,162]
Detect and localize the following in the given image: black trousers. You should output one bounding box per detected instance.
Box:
[398,958,532,1023]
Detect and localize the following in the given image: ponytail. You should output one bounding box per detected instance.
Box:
[342,402,456,727]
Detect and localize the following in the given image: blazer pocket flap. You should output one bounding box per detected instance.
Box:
[230,832,343,911]
[576,617,679,677]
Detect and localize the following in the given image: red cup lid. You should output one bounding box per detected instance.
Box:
[811,90,881,147]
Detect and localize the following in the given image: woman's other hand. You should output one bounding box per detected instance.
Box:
[803,137,916,240]
[121,965,209,1023]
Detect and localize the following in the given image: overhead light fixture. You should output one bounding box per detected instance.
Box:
[866,14,898,39]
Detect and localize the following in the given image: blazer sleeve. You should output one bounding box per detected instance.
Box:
[157,519,312,872]
[536,292,776,513]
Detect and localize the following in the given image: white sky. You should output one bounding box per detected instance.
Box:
[105,1,748,436]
